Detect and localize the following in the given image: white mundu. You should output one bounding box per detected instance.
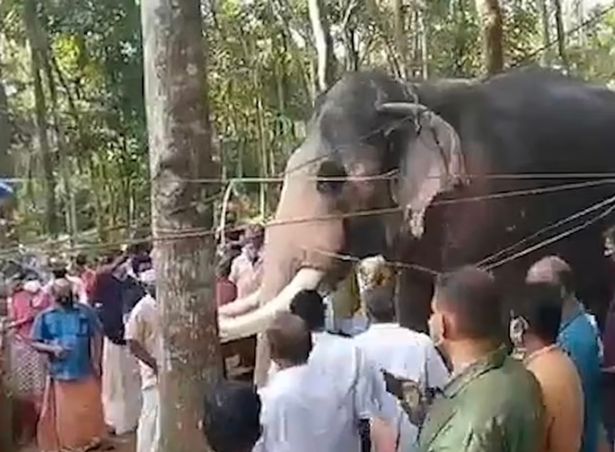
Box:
[354,323,450,452]
[260,331,393,452]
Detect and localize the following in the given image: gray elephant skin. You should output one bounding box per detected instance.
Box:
[238,66,615,340]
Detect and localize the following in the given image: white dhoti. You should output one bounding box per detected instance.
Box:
[137,385,160,452]
[102,338,142,434]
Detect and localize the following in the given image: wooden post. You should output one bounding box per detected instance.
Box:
[141,0,222,450]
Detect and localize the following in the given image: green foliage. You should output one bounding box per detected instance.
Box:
[1,0,614,252]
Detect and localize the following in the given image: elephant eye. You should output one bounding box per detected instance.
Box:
[316,160,347,195]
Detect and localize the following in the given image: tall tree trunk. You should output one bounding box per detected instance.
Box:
[538,0,551,65]
[24,0,58,236]
[0,62,11,178]
[0,59,14,249]
[141,0,222,450]
[417,6,429,79]
[393,0,409,78]
[308,0,336,92]
[340,0,359,71]
[552,0,568,69]
[42,42,77,240]
[475,0,504,75]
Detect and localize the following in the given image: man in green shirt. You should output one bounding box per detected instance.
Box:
[417,266,545,452]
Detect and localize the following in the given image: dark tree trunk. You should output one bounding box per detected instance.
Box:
[141,0,222,450]
[476,0,504,75]
[538,0,551,65]
[24,0,58,236]
[552,0,568,69]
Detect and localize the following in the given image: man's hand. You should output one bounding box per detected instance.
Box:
[52,345,69,360]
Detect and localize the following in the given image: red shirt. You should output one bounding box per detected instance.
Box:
[216,277,237,307]
[9,289,52,339]
[80,269,97,301]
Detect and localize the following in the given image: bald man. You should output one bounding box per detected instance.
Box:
[31,278,106,451]
[527,256,603,452]
[256,312,371,452]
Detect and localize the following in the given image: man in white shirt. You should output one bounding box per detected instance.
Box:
[354,286,450,452]
[125,269,160,452]
[258,312,383,452]
[268,290,396,451]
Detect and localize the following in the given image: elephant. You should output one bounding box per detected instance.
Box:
[219,67,615,385]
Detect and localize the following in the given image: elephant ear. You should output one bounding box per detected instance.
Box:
[378,102,468,239]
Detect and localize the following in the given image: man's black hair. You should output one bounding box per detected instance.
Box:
[52,267,68,279]
[202,380,262,452]
[363,285,396,323]
[514,282,563,344]
[289,289,325,331]
[74,253,88,267]
[434,266,503,340]
[131,254,152,275]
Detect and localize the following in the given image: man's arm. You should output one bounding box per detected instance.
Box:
[127,339,157,374]
[7,316,34,331]
[125,302,157,373]
[97,253,129,275]
[91,333,103,377]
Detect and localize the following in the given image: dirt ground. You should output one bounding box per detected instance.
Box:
[19,432,136,452]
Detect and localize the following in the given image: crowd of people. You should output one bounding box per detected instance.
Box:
[2,219,615,452]
[1,220,265,452]
[202,256,614,452]
[2,248,158,452]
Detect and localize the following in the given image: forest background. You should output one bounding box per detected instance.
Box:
[0,0,614,258]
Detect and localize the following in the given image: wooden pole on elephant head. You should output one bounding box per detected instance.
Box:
[141,0,222,450]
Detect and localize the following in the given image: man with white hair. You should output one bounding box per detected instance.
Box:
[126,268,160,452]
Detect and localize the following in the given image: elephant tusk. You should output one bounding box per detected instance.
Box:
[218,289,260,318]
[218,267,325,343]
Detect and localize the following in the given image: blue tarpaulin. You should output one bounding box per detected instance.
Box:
[0,180,14,199]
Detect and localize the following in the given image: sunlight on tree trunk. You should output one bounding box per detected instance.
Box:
[340,0,359,71]
[308,0,337,92]
[552,0,568,70]
[24,0,58,236]
[538,0,551,65]
[393,0,409,78]
[475,0,504,75]
[142,0,222,449]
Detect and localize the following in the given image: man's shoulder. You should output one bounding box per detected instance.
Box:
[36,305,61,320]
[73,302,97,317]
[463,357,542,415]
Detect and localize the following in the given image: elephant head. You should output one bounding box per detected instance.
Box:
[219,71,467,348]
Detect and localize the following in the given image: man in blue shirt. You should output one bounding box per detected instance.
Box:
[31,278,106,451]
[527,256,603,452]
